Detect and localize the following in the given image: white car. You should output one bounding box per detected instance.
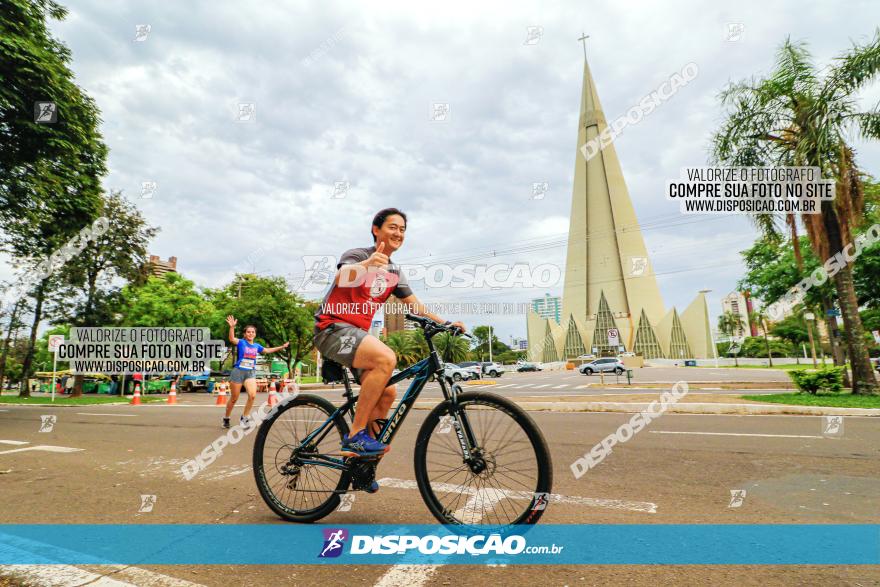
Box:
[440,363,477,382]
[578,358,626,375]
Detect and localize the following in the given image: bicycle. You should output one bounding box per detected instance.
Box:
[252,314,553,526]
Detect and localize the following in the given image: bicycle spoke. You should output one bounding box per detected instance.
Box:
[257,401,345,517]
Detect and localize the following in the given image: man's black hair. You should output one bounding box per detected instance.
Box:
[372,208,407,242]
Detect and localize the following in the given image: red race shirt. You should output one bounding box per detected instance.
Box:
[314,246,413,332]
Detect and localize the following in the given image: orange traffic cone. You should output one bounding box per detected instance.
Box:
[215,382,227,406]
[131,383,142,405]
[167,381,178,405]
[268,380,279,407]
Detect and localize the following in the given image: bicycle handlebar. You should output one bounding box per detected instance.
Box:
[404,313,472,339]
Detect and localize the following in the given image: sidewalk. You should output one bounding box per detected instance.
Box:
[429,393,880,417]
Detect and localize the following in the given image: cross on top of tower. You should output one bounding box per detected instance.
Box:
[578,32,589,60]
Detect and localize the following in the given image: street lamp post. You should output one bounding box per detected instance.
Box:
[699,289,719,368]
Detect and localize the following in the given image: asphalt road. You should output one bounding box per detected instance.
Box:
[0,389,877,586]
[346,367,793,401]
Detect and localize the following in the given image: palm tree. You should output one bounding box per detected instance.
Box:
[712,33,880,394]
[718,311,746,366]
[433,332,470,364]
[382,332,418,368]
[718,311,745,339]
[748,308,775,367]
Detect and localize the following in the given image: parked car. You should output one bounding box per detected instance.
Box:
[578,358,625,375]
[455,361,483,379]
[177,373,212,393]
[576,354,595,360]
[478,362,504,377]
[516,362,542,372]
[440,363,476,382]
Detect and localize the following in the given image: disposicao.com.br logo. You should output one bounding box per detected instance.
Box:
[319,529,563,557]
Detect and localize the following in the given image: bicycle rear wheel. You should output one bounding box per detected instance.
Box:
[414,391,553,526]
[253,394,350,522]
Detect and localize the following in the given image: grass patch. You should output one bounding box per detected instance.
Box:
[741,392,880,408]
[299,375,322,384]
[0,395,164,405]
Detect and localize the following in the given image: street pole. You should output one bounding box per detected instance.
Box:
[50,352,57,403]
[488,324,493,363]
[804,311,818,368]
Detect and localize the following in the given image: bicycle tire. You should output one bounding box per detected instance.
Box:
[414,391,553,526]
[253,394,350,523]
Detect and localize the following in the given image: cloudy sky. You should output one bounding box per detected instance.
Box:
[7,0,880,342]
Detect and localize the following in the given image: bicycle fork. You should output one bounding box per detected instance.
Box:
[446,400,482,468]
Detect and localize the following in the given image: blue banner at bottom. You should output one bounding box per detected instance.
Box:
[0,525,877,565]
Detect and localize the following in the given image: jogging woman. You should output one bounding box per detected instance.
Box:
[223,315,289,429]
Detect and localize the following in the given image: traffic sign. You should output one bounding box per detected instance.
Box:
[826,308,841,317]
[48,334,65,353]
[607,328,619,346]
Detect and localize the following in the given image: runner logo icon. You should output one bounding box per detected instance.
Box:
[319,528,349,558]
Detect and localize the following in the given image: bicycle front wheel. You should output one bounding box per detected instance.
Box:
[414,391,553,526]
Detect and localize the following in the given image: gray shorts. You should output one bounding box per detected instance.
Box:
[230,367,256,384]
[313,322,369,370]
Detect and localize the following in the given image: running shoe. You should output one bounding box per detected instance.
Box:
[341,429,388,457]
[240,415,252,430]
[222,417,230,429]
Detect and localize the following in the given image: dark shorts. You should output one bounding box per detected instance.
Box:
[230,367,256,384]
[313,322,369,371]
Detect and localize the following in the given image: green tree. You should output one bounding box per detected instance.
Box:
[383,331,419,368]
[208,275,316,376]
[0,286,29,392]
[120,273,215,328]
[433,332,470,363]
[50,192,157,395]
[1,0,109,396]
[713,34,880,393]
[718,311,745,338]
[470,325,509,360]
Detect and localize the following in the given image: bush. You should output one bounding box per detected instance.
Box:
[788,366,845,394]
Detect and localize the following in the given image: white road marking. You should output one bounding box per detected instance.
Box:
[372,486,503,586]
[552,384,568,389]
[373,564,441,587]
[532,384,551,389]
[649,431,823,439]
[377,477,656,513]
[0,445,83,455]
[76,413,138,417]
[495,384,517,389]
[0,440,29,446]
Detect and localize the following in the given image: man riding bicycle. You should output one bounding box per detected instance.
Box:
[313,207,466,463]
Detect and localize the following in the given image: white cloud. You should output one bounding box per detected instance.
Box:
[10,0,876,343]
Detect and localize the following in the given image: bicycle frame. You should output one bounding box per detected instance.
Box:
[293,335,480,473]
